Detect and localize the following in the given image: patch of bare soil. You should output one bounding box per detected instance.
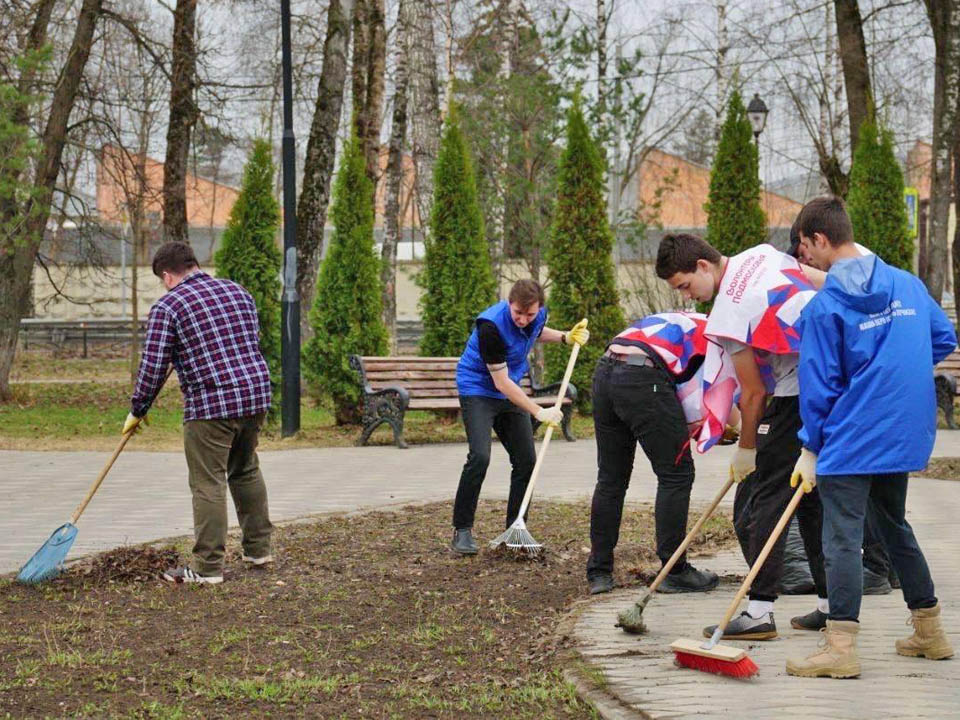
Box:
[0,500,736,719]
[916,457,960,481]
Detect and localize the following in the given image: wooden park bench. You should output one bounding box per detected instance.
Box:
[935,349,960,429]
[349,355,578,448]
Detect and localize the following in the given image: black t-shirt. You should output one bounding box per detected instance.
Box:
[476,319,541,365]
[477,320,508,365]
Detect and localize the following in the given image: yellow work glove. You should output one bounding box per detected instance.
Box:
[535,406,563,428]
[564,318,590,347]
[790,448,818,493]
[729,446,756,483]
[122,412,148,436]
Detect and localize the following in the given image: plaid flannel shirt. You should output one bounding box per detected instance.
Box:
[131,271,272,422]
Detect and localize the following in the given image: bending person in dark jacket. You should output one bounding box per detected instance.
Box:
[786,195,956,679]
[450,279,588,555]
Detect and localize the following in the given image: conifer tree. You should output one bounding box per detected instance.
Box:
[544,96,625,407]
[705,89,767,256]
[846,118,912,270]
[303,128,388,423]
[418,108,497,356]
[214,139,283,391]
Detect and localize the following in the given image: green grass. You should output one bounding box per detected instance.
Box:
[0,375,596,451]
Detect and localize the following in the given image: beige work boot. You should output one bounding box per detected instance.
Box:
[785,620,861,679]
[895,604,954,660]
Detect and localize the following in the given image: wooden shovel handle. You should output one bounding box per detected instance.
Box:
[514,323,585,520]
[716,483,806,633]
[70,367,173,524]
[647,476,736,594]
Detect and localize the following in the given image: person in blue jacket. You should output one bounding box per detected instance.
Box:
[786,195,956,679]
[451,279,589,555]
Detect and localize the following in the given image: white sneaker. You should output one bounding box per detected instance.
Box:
[162,567,223,585]
[241,553,274,566]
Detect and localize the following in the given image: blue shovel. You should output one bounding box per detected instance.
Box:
[17,417,144,584]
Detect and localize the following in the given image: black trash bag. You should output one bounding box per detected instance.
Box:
[780,517,816,594]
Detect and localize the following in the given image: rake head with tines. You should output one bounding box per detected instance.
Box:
[489,518,542,556]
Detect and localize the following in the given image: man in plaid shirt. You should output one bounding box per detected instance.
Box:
[126,241,274,584]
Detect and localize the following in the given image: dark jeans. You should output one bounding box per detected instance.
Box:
[452,394,537,530]
[586,356,695,579]
[819,473,937,621]
[182,413,273,575]
[746,396,828,601]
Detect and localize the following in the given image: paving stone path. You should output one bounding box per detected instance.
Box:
[4,433,960,718]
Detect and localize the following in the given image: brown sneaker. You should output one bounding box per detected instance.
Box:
[786,619,861,679]
[895,603,954,660]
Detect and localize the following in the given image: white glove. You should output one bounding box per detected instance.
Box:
[729,446,756,484]
[535,406,563,428]
[790,448,818,493]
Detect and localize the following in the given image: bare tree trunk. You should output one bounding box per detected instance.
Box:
[0,0,103,401]
[443,0,455,114]
[409,0,442,239]
[382,0,412,354]
[596,0,607,125]
[489,0,517,293]
[363,0,386,184]
[162,0,197,244]
[295,0,354,339]
[834,0,873,159]
[928,0,960,302]
[715,0,728,138]
[952,112,960,324]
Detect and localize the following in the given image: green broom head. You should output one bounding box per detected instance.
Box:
[17,523,78,584]
[616,591,653,634]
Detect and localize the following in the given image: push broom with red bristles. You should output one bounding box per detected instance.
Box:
[670,483,806,679]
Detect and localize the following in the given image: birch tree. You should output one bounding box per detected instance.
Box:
[382,0,412,351]
[408,0,442,239]
[924,0,960,303]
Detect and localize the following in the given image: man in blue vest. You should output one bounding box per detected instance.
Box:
[451,279,589,554]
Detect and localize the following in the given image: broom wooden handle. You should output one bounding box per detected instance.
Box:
[715,483,806,633]
[647,476,736,594]
[513,322,585,521]
[70,367,173,525]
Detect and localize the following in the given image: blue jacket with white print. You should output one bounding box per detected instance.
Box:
[797,253,956,475]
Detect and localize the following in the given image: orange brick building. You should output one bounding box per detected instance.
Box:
[633,147,802,230]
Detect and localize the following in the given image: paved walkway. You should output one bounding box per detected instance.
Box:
[4,433,960,717]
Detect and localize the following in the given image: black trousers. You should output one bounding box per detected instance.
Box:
[452,394,537,530]
[747,395,828,601]
[586,356,695,579]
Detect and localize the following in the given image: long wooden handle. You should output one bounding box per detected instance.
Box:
[647,476,736,594]
[70,431,137,524]
[70,367,173,524]
[716,483,806,633]
[514,325,585,520]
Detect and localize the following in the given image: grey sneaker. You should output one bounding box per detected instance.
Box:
[703,611,777,640]
[242,554,274,566]
[451,528,478,555]
[863,567,893,595]
[588,574,615,595]
[162,567,223,585]
[790,608,827,631]
[657,564,719,593]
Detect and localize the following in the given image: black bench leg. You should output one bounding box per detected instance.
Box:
[945,397,957,430]
[357,396,409,448]
[935,374,957,430]
[560,403,576,442]
[357,418,384,447]
[390,413,408,449]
